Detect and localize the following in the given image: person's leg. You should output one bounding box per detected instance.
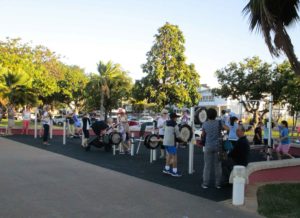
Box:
[43,124,49,143]
[214,150,222,187]
[25,120,30,135]
[282,145,294,159]
[202,147,213,186]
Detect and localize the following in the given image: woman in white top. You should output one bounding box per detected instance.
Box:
[22,106,31,135]
[157,109,169,158]
[42,105,52,145]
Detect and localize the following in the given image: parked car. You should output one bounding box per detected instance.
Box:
[52,115,65,126]
[139,116,154,124]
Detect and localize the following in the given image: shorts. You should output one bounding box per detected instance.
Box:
[276,144,290,154]
[165,146,177,155]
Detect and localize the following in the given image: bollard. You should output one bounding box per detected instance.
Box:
[113,145,116,155]
[232,165,246,206]
[63,121,66,145]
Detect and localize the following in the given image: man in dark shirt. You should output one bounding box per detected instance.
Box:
[229,125,250,166]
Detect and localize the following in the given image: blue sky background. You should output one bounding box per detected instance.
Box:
[1,0,299,87]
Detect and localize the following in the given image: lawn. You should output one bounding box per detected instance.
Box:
[257,183,300,218]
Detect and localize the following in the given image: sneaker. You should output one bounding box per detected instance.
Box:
[162,169,171,175]
[215,185,221,189]
[170,171,182,177]
[201,184,208,189]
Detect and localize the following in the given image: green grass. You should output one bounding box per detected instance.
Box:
[257,183,300,218]
[0,119,63,129]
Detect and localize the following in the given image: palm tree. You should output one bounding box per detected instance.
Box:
[0,71,37,106]
[97,61,121,119]
[243,0,300,76]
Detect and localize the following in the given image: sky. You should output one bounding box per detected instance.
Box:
[1,0,300,87]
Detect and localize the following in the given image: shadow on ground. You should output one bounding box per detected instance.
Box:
[5,135,266,202]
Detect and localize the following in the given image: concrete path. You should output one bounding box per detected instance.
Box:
[0,137,261,218]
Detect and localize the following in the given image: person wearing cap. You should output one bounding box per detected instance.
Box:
[162,112,182,177]
[157,109,168,158]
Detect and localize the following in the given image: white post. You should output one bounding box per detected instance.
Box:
[189,107,195,174]
[81,131,85,146]
[50,120,53,139]
[150,150,153,163]
[63,121,66,145]
[131,132,135,156]
[113,145,116,155]
[239,96,243,121]
[34,108,38,139]
[267,95,273,161]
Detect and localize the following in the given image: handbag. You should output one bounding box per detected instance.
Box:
[223,140,233,152]
[199,130,206,146]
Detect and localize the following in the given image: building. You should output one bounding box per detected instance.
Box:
[198,84,240,116]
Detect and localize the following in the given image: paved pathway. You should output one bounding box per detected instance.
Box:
[0,137,261,217]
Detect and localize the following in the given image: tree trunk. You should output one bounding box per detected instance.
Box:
[274,23,300,76]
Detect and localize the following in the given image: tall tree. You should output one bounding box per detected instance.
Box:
[85,66,132,119]
[212,57,292,123]
[97,61,122,116]
[135,22,200,110]
[281,69,300,133]
[243,0,300,76]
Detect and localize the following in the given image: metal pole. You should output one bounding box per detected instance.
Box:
[239,96,243,121]
[267,95,273,161]
[63,121,66,145]
[50,120,53,139]
[131,132,134,156]
[34,108,38,139]
[188,107,195,174]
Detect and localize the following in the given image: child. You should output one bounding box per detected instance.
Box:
[162,112,182,177]
[157,109,168,158]
[276,120,294,159]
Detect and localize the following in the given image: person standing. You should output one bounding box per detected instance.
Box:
[201,108,229,189]
[157,109,168,159]
[253,122,263,145]
[81,113,91,147]
[276,120,294,159]
[162,112,182,177]
[41,105,51,145]
[7,105,15,135]
[21,106,31,135]
[228,115,239,147]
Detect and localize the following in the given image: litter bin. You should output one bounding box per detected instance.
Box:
[232,165,246,206]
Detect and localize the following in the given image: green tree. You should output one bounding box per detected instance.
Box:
[135,22,200,110]
[0,70,37,106]
[97,61,122,116]
[281,73,300,134]
[243,0,300,76]
[212,57,292,123]
[85,67,133,119]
